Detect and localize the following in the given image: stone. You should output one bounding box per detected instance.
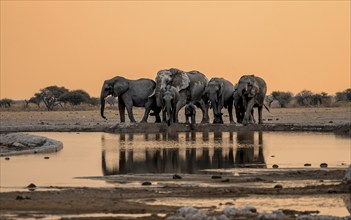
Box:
[212,175,222,179]
[320,163,328,168]
[304,163,312,167]
[272,164,279,169]
[274,184,283,190]
[344,166,351,183]
[173,174,182,179]
[142,181,152,186]
[27,183,36,188]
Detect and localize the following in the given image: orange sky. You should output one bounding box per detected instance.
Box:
[1,1,350,100]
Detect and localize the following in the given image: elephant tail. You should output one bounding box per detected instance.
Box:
[264,104,270,113]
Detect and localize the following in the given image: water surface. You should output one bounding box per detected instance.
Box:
[0,131,350,191]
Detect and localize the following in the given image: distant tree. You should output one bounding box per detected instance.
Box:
[28,93,43,108]
[37,86,69,110]
[336,88,351,102]
[0,98,14,107]
[59,90,91,105]
[88,97,99,106]
[295,90,313,106]
[270,91,293,108]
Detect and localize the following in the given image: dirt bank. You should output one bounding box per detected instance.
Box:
[0,107,350,134]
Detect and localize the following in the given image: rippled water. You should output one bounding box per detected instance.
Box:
[0,131,350,190]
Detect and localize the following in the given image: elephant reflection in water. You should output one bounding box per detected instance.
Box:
[235,131,266,168]
[101,131,266,175]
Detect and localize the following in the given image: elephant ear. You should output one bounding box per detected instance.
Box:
[112,77,129,96]
[170,69,190,92]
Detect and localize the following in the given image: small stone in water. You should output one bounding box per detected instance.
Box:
[173,174,182,179]
[211,175,222,179]
[274,184,283,190]
[221,179,230,183]
[5,157,10,160]
[320,163,328,168]
[44,157,50,159]
[304,163,312,167]
[142,181,152,186]
[272,164,279,169]
[27,183,36,188]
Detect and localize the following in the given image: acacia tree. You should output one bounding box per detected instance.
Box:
[59,90,91,105]
[336,88,351,101]
[270,91,293,108]
[0,98,13,107]
[30,86,68,110]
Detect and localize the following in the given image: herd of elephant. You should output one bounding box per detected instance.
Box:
[100,68,268,126]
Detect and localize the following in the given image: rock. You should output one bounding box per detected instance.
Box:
[274,184,283,190]
[320,163,328,168]
[173,174,182,179]
[329,121,333,123]
[272,164,279,169]
[344,166,351,183]
[142,181,152,186]
[271,155,275,157]
[304,163,312,167]
[212,175,222,179]
[16,195,30,200]
[44,156,50,159]
[221,179,230,183]
[13,142,26,148]
[5,157,10,160]
[27,183,36,188]
[169,206,208,220]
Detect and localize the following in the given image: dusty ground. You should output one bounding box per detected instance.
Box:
[0,107,350,219]
[0,107,350,133]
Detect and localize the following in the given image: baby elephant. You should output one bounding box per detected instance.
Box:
[185,103,196,130]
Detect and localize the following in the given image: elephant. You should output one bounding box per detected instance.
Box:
[204,77,234,124]
[154,68,209,123]
[185,102,196,130]
[234,75,268,125]
[233,84,254,124]
[100,76,161,123]
[161,85,179,125]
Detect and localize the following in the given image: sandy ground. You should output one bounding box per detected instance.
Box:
[0,107,350,219]
[0,107,350,133]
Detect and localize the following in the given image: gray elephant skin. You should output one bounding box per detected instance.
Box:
[161,85,179,125]
[154,68,209,123]
[185,103,196,130]
[100,76,161,123]
[234,75,267,125]
[205,77,234,124]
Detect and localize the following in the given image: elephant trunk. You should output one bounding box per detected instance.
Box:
[100,95,107,120]
[155,78,162,107]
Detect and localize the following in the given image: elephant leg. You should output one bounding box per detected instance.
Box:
[243,99,255,125]
[162,110,167,122]
[258,105,263,124]
[228,101,234,123]
[185,115,190,124]
[197,99,209,123]
[118,98,126,123]
[122,96,136,123]
[140,100,152,123]
[175,100,186,123]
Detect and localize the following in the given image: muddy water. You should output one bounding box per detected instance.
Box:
[0,131,350,191]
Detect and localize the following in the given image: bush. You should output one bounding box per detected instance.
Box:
[270,91,293,108]
[0,98,14,107]
[59,90,91,106]
[336,88,351,102]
